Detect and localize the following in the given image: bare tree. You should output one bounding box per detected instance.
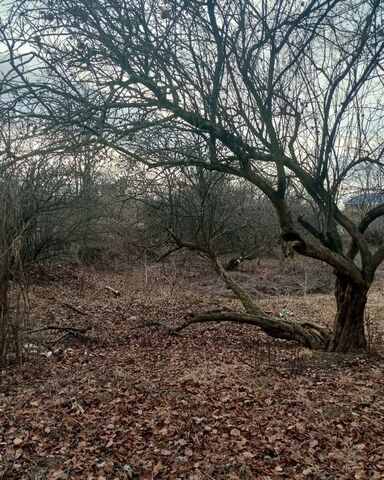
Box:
[1,0,384,351]
[138,167,279,263]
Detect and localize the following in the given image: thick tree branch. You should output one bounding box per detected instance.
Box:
[171,311,330,350]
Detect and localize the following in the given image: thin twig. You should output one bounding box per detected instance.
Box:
[197,469,216,480]
[156,246,182,262]
[234,352,258,370]
[62,302,88,315]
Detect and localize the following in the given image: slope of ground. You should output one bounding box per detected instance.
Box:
[1,260,384,479]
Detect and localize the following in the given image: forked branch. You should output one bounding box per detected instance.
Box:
[158,234,330,350]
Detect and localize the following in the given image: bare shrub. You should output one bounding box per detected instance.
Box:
[196,258,334,299]
[0,184,30,366]
[366,310,384,355]
[280,259,334,296]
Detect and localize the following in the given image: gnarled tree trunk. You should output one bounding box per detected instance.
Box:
[166,238,371,353]
[328,275,368,353]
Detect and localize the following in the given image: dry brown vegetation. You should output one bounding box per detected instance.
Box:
[1,257,384,479]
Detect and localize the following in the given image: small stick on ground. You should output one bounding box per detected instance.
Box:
[197,469,216,480]
[62,302,88,315]
[104,285,120,296]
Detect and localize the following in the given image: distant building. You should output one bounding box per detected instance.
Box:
[344,192,384,216]
[344,192,384,244]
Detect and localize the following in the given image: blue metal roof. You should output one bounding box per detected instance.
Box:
[345,192,384,205]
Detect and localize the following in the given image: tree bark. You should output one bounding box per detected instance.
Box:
[328,275,368,353]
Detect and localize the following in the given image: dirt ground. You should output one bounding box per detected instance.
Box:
[1,258,384,479]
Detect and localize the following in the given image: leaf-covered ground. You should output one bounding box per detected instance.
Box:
[1,261,384,479]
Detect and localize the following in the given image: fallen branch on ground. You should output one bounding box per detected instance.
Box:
[62,302,88,315]
[48,331,96,345]
[29,325,90,334]
[28,325,96,346]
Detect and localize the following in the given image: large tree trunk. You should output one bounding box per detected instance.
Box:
[328,275,368,353]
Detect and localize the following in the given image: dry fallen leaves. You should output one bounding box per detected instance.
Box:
[1,264,384,479]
